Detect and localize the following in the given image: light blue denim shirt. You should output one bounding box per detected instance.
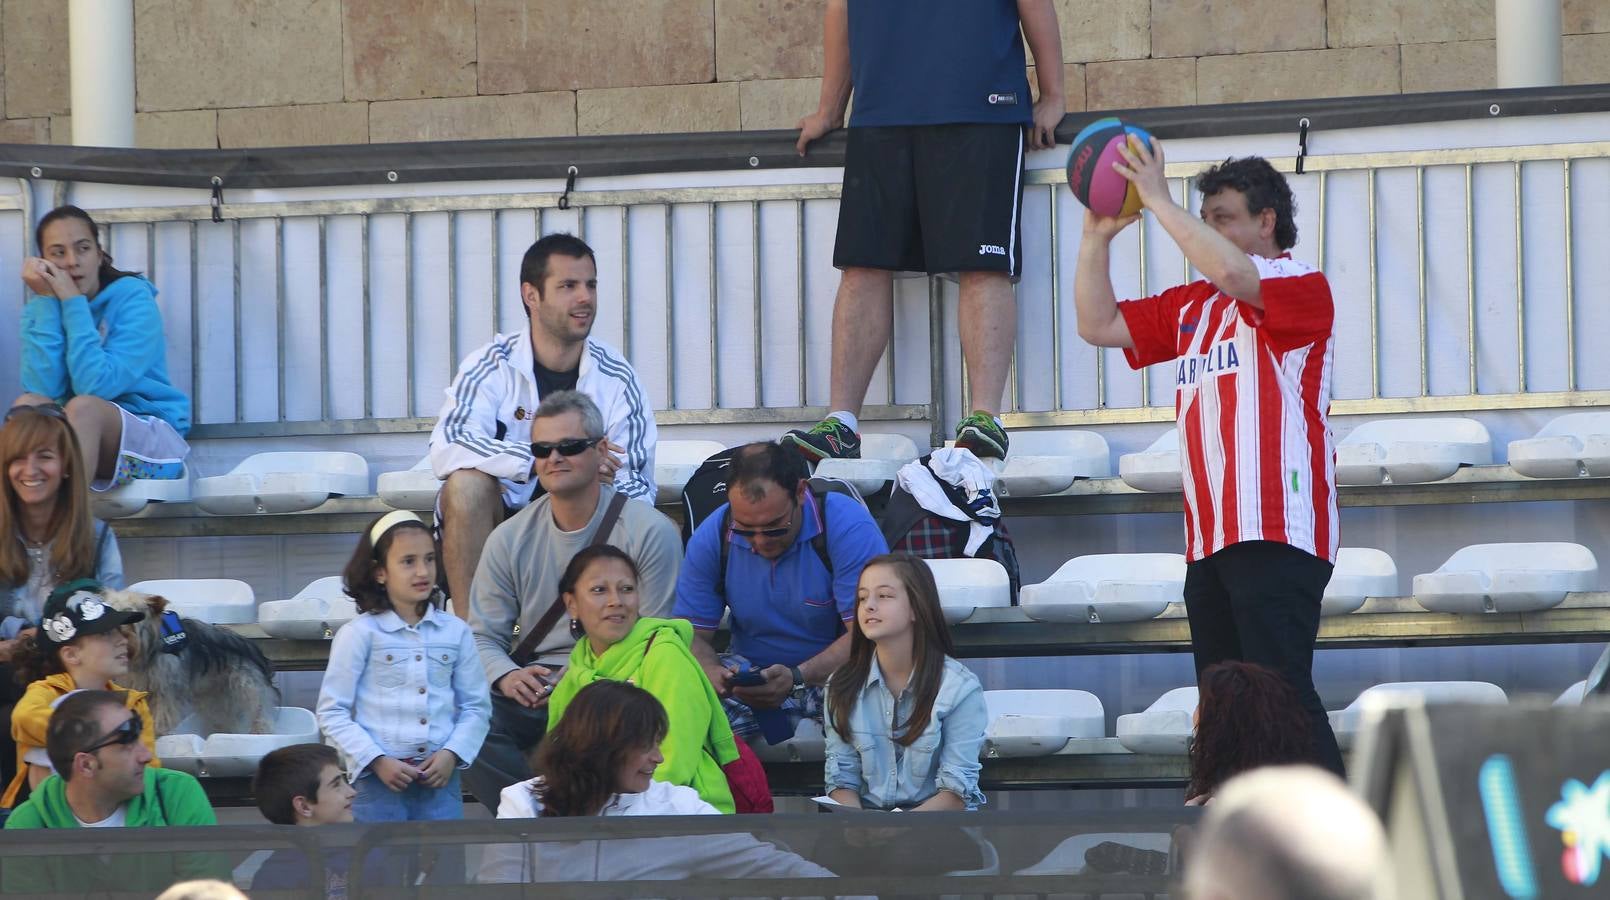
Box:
[823,655,987,810]
[316,606,491,780]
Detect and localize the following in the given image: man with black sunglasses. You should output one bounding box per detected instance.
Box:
[675,443,887,744]
[462,390,680,813]
[4,691,222,889]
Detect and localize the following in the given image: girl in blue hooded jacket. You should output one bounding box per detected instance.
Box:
[15,205,190,491]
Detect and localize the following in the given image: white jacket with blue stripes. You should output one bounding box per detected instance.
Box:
[428,330,657,508]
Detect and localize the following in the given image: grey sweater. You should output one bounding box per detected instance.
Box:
[468,484,683,685]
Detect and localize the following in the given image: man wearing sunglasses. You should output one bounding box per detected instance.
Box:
[462,390,680,813]
[430,232,659,617]
[675,443,887,743]
[4,691,220,889]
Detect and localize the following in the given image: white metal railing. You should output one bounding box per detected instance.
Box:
[22,137,1610,446]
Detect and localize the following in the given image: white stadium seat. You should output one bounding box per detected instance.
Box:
[653,439,727,505]
[129,578,257,625]
[983,689,1105,758]
[1556,680,1588,706]
[1322,548,1399,616]
[813,432,921,495]
[1115,687,1197,756]
[748,717,826,763]
[1328,681,1507,750]
[1020,553,1186,624]
[193,451,371,515]
[1412,542,1597,614]
[1335,417,1492,485]
[257,576,358,640]
[1506,412,1610,479]
[995,429,1111,496]
[93,472,192,519]
[155,707,321,778]
[925,558,1012,625]
[1117,430,1182,493]
[377,456,440,511]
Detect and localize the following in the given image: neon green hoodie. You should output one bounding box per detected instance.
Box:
[549,616,739,813]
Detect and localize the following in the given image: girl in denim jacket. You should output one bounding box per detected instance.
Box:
[823,553,987,812]
[318,511,490,822]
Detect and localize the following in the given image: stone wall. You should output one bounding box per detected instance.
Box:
[4,0,1609,148]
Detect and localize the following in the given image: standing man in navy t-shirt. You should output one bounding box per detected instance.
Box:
[784,0,1064,462]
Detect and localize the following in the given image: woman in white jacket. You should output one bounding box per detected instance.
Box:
[479,681,836,886]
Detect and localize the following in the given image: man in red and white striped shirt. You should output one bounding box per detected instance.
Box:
[1074,144,1344,777]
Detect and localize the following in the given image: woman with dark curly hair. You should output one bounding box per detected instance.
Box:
[1186,660,1319,804]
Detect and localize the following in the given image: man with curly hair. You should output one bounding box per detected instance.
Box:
[1074,144,1344,777]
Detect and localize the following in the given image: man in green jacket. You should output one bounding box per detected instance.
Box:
[3,690,222,891]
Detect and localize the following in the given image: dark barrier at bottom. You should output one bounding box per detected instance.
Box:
[0,809,1195,898]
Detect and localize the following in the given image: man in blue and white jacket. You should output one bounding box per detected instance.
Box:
[430,233,657,616]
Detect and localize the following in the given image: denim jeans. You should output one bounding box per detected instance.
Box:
[352,769,464,822]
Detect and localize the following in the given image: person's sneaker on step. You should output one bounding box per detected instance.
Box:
[954,411,1009,460]
[782,416,862,461]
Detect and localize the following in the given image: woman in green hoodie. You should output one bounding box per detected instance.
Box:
[546,545,740,813]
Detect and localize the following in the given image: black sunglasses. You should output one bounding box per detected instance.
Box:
[80,710,142,756]
[531,437,602,459]
[730,499,799,540]
[4,403,67,423]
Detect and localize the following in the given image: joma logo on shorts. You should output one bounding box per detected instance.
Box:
[978,243,1007,256]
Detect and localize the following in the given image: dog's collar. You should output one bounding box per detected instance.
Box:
[159,610,188,655]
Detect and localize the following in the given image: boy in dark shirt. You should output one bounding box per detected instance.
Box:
[252,743,397,899]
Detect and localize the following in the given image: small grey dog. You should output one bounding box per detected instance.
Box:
[102,588,279,736]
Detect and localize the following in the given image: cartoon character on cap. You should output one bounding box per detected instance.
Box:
[40,579,145,647]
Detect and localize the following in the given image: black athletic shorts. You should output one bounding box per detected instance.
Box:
[832,123,1025,278]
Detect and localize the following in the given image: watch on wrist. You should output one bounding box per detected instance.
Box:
[790,665,805,690]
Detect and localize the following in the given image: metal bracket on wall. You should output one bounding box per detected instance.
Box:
[1296,118,1311,174]
[209,176,224,223]
[557,165,578,210]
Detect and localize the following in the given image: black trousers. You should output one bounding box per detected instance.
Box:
[1183,540,1346,777]
[462,694,548,816]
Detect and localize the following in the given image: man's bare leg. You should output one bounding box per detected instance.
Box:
[827,266,896,416]
[957,271,1016,417]
[439,469,503,619]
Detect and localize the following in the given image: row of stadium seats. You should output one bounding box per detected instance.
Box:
[138,540,1599,637]
[731,680,1583,765]
[1126,412,1610,490]
[155,679,1582,779]
[90,411,1610,519]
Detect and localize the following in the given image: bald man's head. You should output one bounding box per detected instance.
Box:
[1185,766,1393,900]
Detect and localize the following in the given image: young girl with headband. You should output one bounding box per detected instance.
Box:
[316,511,491,824]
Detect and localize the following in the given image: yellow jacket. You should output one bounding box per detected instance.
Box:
[2,673,160,808]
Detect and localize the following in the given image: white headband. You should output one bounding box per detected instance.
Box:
[369,510,423,548]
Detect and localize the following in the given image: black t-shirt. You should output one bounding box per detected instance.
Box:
[534,359,579,399]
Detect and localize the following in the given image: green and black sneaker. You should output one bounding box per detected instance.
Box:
[954,411,1009,460]
[781,418,862,462]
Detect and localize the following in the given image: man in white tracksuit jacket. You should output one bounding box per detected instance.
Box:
[429,233,657,616]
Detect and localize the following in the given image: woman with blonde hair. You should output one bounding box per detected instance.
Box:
[0,404,122,802]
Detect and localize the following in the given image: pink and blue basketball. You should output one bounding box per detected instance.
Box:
[1066,117,1155,218]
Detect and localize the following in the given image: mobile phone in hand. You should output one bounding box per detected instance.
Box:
[730,668,768,688]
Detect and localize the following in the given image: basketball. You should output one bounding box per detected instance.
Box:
[1066,117,1156,218]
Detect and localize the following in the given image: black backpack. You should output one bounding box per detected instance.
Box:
[678,447,866,597]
